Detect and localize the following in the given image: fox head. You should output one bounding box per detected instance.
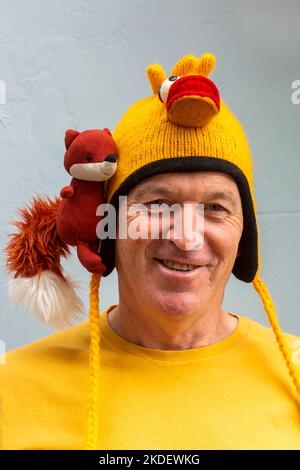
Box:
[63,128,118,182]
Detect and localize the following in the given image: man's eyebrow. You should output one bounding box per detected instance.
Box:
[131,185,174,200]
[204,190,237,205]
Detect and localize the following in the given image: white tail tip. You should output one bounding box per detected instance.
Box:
[8,270,85,328]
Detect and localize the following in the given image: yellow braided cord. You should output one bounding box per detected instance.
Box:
[253,275,300,401]
[85,273,101,450]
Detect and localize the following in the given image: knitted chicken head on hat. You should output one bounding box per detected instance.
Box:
[101,53,257,283]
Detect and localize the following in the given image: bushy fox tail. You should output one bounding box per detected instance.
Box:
[4,196,84,328]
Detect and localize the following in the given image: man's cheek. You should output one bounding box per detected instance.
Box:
[126,212,151,241]
[211,231,238,256]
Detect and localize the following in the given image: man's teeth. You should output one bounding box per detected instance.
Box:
[160,259,196,271]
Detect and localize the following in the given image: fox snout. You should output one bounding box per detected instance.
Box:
[70,155,117,182]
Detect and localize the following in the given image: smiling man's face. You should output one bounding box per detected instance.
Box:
[115,171,243,319]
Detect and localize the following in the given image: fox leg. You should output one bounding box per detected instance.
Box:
[77,241,106,275]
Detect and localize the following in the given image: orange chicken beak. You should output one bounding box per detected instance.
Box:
[165,75,220,127]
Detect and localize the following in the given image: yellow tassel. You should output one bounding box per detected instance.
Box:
[85,273,101,450]
[253,274,300,401]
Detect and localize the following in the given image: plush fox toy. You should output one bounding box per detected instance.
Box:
[56,128,118,274]
[5,128,118,328]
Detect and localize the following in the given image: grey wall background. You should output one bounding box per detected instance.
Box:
[0,0,299,352]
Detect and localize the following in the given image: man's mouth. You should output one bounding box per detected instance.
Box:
[155,258,199,272]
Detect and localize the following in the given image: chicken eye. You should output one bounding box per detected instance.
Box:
[158,76,180,103]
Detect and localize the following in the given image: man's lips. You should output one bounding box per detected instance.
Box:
[153,257,208,280]
[154,257,202,268]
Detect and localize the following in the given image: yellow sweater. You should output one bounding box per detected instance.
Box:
[1,305,300,450]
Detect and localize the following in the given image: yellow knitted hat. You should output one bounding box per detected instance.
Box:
[102,52,257,282]
[86,53,300,449]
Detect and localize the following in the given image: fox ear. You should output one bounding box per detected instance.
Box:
[102,128,112,136]
[65,129,80,149]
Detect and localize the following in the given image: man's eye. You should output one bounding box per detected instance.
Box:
[207,204,224,211]
[205,204,228,219]
[148,199,166,206]
[146,199,171,214]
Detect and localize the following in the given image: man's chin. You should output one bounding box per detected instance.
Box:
[148,291,203,318]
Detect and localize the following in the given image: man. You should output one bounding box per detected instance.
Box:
[1,53,300,450]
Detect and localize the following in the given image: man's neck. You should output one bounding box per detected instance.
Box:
[107,303,238,351]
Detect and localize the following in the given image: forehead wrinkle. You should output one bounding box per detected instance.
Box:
[130,183,239,206]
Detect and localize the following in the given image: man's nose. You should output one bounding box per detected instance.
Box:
[164,203,204,251]
[104,154,117,162]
